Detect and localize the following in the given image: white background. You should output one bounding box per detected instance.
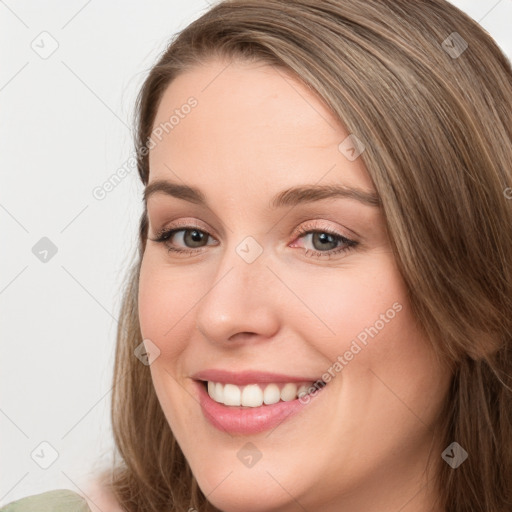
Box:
[1,0,511,504]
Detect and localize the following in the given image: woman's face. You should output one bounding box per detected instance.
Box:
[138,58,452,512]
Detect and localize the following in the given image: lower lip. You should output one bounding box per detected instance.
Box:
[194,380,325,435]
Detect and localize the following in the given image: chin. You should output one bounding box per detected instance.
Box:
[196,474,297,512]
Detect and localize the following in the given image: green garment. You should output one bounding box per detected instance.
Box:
[0,489,91,512]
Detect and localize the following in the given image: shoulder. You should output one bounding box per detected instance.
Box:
[0,489,91,512]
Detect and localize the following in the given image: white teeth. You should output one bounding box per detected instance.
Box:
[223,384,241,406]
[263,383,281,405]
[241,384,263,407]
[297,385,309,399]
[205,380,321,407]
[214,382,223,403]
[280,383,297,401]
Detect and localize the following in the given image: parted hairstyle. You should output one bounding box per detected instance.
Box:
[98,1,512,511]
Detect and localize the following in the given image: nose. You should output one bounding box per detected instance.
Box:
[194,239,281,346]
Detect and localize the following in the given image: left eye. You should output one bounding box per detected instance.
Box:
[294,231,338,250]
[291,228,358,258]
[149,226,358,259]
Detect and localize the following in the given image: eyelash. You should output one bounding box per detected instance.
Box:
[148,222,358,260]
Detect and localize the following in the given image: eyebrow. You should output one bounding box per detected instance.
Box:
[144,179,381,208]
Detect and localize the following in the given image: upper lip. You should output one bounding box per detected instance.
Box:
[191,369,323,386]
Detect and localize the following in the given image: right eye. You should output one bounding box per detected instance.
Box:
[149,225,218,255]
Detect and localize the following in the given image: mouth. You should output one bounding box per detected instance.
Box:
[193,376,328,435]
[201,379,326,407]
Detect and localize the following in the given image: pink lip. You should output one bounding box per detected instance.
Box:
[191,369,323,386]
[193,379,327,435]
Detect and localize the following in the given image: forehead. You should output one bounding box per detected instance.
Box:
[148,58,374,193]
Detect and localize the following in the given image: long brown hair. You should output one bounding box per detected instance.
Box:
[99,1,512,510]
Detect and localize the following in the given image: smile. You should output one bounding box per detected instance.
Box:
[193,373,328,435]
[206,380,322,407]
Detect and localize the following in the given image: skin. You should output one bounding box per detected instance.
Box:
[136,57,453,512]
[81,480,124,512]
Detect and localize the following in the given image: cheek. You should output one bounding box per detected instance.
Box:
[137,254,192,359]
[138,261,165,342]
[300,251,445,416]
[297,253,407,361]
[137,257,196,434]
[321,263,448,434]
